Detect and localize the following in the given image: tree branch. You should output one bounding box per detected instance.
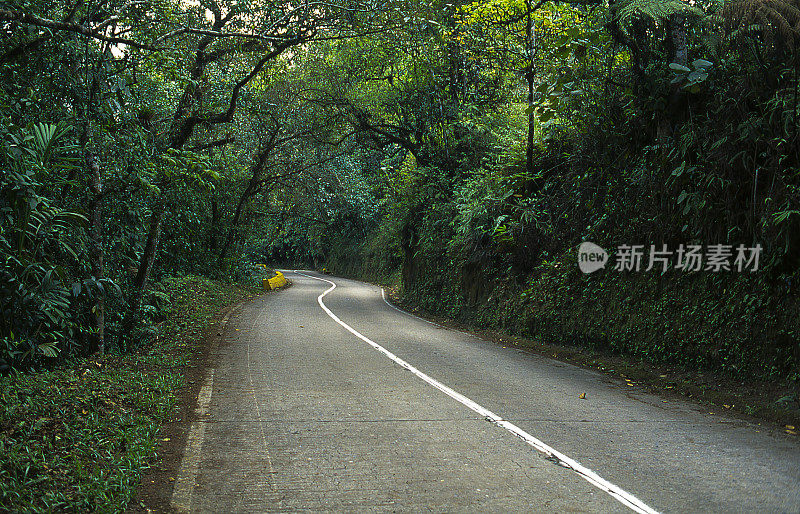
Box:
[0,9,158,50]
[204,36,308,125]
[188,135,235,151]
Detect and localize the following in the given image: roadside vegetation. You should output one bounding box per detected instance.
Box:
[0,275,258,511]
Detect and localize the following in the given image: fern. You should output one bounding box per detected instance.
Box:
[723,0,800,53]
[611,0,704,36]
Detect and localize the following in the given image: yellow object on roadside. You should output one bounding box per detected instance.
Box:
[263,271,288,290]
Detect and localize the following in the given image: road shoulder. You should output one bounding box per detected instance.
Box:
[128,289,259,513]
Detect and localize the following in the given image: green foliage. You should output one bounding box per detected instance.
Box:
[722,0,800,54]
[668,58,713,92]
[0,275,257,511]
[0,124,90,368]
[610,0,703,37]
[517,255,798,379]
[0,362,174,511]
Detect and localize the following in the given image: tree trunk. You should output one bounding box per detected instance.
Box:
[217,194,246,264]
[525,0,536,177]
[121,13,299,339]
[209,198,220,250]
[80,68,104,354]
[793,59,798,149]
[661,13,688,143]
[87,151,104,354]
[669,13,687,66]
[123,196,165,337]
[122,33,209,339]
[218,148,271,264]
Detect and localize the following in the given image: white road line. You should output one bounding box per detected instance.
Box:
[381,289,475,337]
[172,370,215,513]
[381,289,440,327]
[172,303,241,512]
[294,271,659,514]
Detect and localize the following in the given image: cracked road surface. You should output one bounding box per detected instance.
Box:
[172,270,800,513]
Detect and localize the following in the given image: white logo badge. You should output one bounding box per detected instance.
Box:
[578,242,608,274]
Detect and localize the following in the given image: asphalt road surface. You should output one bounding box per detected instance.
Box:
[171,270,800,513]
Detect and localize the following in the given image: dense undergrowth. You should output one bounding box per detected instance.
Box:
[0,275,257,511]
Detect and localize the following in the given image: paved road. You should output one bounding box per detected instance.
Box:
[172,271,800,513]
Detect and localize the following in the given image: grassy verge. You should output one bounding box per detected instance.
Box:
[0,275,259,512]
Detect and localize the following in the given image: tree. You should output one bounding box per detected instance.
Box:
[120,0,387,330]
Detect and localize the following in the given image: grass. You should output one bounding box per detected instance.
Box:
[0,275,259,512]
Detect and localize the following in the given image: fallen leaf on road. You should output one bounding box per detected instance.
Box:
[787,429,797,435]
[162,437,170,442]
[579,393,586,399]
[786,425,795,430]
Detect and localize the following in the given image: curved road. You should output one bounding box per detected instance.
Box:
[172,271,800,513]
